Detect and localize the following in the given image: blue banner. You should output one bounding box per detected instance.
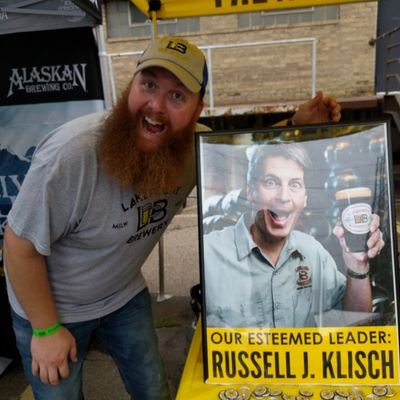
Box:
[0,27,105,241]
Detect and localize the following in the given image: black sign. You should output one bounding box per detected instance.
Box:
[0,27,104,106]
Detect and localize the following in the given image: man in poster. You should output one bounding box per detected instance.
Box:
[204,142,385,328]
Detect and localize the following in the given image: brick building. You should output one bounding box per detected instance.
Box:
[102,1,378,114]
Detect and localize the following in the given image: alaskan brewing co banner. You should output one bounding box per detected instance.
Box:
[132,0,375,18]
[0,27,104,241]
[197,121,400,386]
[0,27,103,105]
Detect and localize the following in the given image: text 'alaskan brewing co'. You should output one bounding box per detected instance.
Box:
[7,64,88,97]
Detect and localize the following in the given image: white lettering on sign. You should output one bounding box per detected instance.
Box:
[7,64,88,97]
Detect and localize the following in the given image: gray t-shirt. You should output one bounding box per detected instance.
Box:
[6,111,196,323]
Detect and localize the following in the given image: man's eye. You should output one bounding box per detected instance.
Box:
[263,178,277,187]
[290,181,303,190]
[142,80,156,90]
[170,91,185,102]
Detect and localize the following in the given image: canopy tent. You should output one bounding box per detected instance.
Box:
[0,0,101,34]
[131,0,375,19]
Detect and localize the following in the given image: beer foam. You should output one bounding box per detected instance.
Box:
[335,187,371,201]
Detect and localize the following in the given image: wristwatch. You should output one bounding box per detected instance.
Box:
[346,264,370,279]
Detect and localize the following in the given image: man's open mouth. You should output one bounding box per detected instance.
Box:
[268,209,290,220]
[143,116,166,135]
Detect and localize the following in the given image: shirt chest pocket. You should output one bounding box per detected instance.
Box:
[216,299,269,328]
[293,286,315,326]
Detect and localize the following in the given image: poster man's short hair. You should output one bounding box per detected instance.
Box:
[246,142,312,187]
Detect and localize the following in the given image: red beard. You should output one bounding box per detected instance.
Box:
[98,85,195,197]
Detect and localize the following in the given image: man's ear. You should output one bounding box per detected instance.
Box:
[247,185,257,203]
[194,98,204,120]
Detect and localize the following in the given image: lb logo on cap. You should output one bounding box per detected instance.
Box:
[166,40,187,54]
[135,35,208,94]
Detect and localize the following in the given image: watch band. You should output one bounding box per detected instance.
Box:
[346,265,370,279]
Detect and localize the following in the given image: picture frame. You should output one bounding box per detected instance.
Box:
[196,120,400,386]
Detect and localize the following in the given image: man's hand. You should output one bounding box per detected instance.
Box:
[31,327,78,385]
[333,213,385,273]
[292,91,341,125]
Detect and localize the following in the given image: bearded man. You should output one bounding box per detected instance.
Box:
[3,35,341,400]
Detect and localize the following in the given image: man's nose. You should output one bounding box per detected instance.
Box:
[149,94,166,112]
[277,184,291,201]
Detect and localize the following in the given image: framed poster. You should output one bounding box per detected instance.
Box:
[196,120,400,386]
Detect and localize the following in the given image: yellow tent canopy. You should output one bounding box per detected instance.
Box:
[131,0,375,19]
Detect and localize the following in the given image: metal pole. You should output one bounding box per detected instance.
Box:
[206,48,214,109]
[106,54,117,106]
[95,24,113,109]
[311,38,317,97]
[157,235,172,302]
[149,10,169,302]
[151,11,158,38]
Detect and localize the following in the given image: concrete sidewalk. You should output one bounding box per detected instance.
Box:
[0,194,201,400]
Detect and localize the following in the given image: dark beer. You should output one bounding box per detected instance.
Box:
[335,187,372,252]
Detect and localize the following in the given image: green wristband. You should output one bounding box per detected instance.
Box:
[32,321,61,338]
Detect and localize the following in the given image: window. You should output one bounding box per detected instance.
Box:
[128,2,148,25]
[106,1,200,39]
[238,6,339,29]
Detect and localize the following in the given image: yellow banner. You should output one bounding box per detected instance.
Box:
[131,0,375,19]
[205,326,399,385]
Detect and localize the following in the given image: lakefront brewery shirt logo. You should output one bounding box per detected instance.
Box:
[137,200,168,231]
[7,64,88,98]
[125,200,169,244]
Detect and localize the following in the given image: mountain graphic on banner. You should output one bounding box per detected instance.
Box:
[0,146,34,241]
[0,147,33,172]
